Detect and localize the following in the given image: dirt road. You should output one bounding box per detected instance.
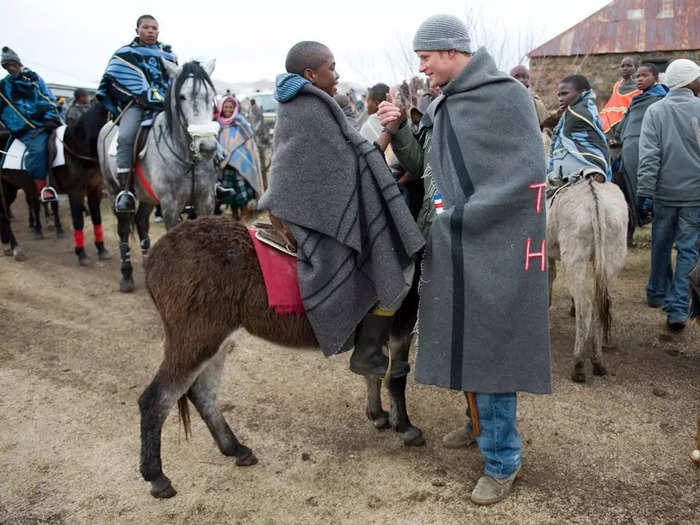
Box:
[1,201,697,524]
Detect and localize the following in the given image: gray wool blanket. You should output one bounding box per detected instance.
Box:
[415,48,551,394]
[258,84,425,355]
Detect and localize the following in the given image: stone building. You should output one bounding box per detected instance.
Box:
[528,0,700,109]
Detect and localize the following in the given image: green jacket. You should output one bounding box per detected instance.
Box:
[391,123,435,237]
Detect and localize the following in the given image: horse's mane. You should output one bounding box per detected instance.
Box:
[165,61,216,133]
[64,101,110,157]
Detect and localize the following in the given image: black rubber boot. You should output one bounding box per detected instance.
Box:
[215,182,236,200]
[350,313,409,378]
[115,169,136,213]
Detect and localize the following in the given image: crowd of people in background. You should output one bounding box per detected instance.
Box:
[2,18,698,332]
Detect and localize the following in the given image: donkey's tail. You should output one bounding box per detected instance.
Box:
[177,396,192,440]
[589,179,612,342]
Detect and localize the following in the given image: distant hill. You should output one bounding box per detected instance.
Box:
[213,78,274,97]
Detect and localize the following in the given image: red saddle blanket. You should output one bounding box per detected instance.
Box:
[248,229,305,316]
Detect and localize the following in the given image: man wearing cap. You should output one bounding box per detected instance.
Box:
[636,58,700,331]
[65,88,92,126]
[0,46,63,189]
[383,14,551,505]
[510,64,548,128]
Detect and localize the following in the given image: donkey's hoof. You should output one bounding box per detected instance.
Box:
[56,228,66,239]
[98,249,112,261]
[572,362,586,383]
[367,408,390,430]
[571,371,586,383]
[592,363,608,376]
[120,277,135,293]
[235,447,258,467]
[3,244,13,256]
[13,247,26,261]
[401,427,426,447]
[372,414,391,430]
[150,476,177,499]
[32,229,44,240]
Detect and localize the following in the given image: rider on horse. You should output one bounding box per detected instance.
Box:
[96,14,177,213]
[0,46,63,201]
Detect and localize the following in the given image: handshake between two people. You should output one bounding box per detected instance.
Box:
[376,88,408,135]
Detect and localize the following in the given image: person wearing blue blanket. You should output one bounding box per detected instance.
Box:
[215,95,263,222]
[0,46,63,190]
[96,14,177,213]
[549,74,611,183]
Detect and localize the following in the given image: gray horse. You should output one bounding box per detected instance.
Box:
[98,59,219,292]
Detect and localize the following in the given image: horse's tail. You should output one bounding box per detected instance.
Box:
[589,179,612,342]
[177,395,192,440]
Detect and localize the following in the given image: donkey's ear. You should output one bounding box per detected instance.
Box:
[162,59,181,79]
[203,58,216,77]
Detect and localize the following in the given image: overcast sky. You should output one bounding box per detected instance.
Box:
[2,0,610,89]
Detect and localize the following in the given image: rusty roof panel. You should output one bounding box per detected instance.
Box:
[530,0,700,57]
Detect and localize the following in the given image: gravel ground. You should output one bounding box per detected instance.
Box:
[0,200,697,524]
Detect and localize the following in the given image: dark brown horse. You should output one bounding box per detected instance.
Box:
[140,216,424,498]
[60,102,112,264]
[0,126,64,259]
[0,104,111,263]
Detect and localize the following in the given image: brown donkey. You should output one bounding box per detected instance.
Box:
[140,216,425,498]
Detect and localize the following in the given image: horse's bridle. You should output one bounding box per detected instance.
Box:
[185,122,219,160]
[168,75,219,162]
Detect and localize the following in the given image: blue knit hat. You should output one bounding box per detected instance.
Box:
[413,15,471,53]
[1,46,22,66]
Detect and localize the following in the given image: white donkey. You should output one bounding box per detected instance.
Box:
[98,59,220,292]
[543,133,629,382]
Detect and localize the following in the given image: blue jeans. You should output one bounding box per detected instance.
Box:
[466,392,521,478]
[19,129,49,180]
[647,204,700,321]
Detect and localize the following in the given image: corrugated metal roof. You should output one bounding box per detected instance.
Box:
[529,0,700,57]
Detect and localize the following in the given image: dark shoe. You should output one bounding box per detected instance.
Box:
[115,190,136,213]
[647,300,662,309]
[667,318,686,331]
[349,313,409,378]
[215,182,236,200]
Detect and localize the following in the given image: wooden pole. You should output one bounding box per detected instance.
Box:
[466,392,481,436]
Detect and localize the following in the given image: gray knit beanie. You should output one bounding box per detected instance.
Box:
[1,46,22,66]
[413,14,471,53]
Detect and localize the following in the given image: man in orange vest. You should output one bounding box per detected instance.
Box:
[600,56,641,133]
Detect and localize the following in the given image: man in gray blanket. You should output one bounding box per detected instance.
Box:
[258,41,424,376]
[385,15,551,505]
